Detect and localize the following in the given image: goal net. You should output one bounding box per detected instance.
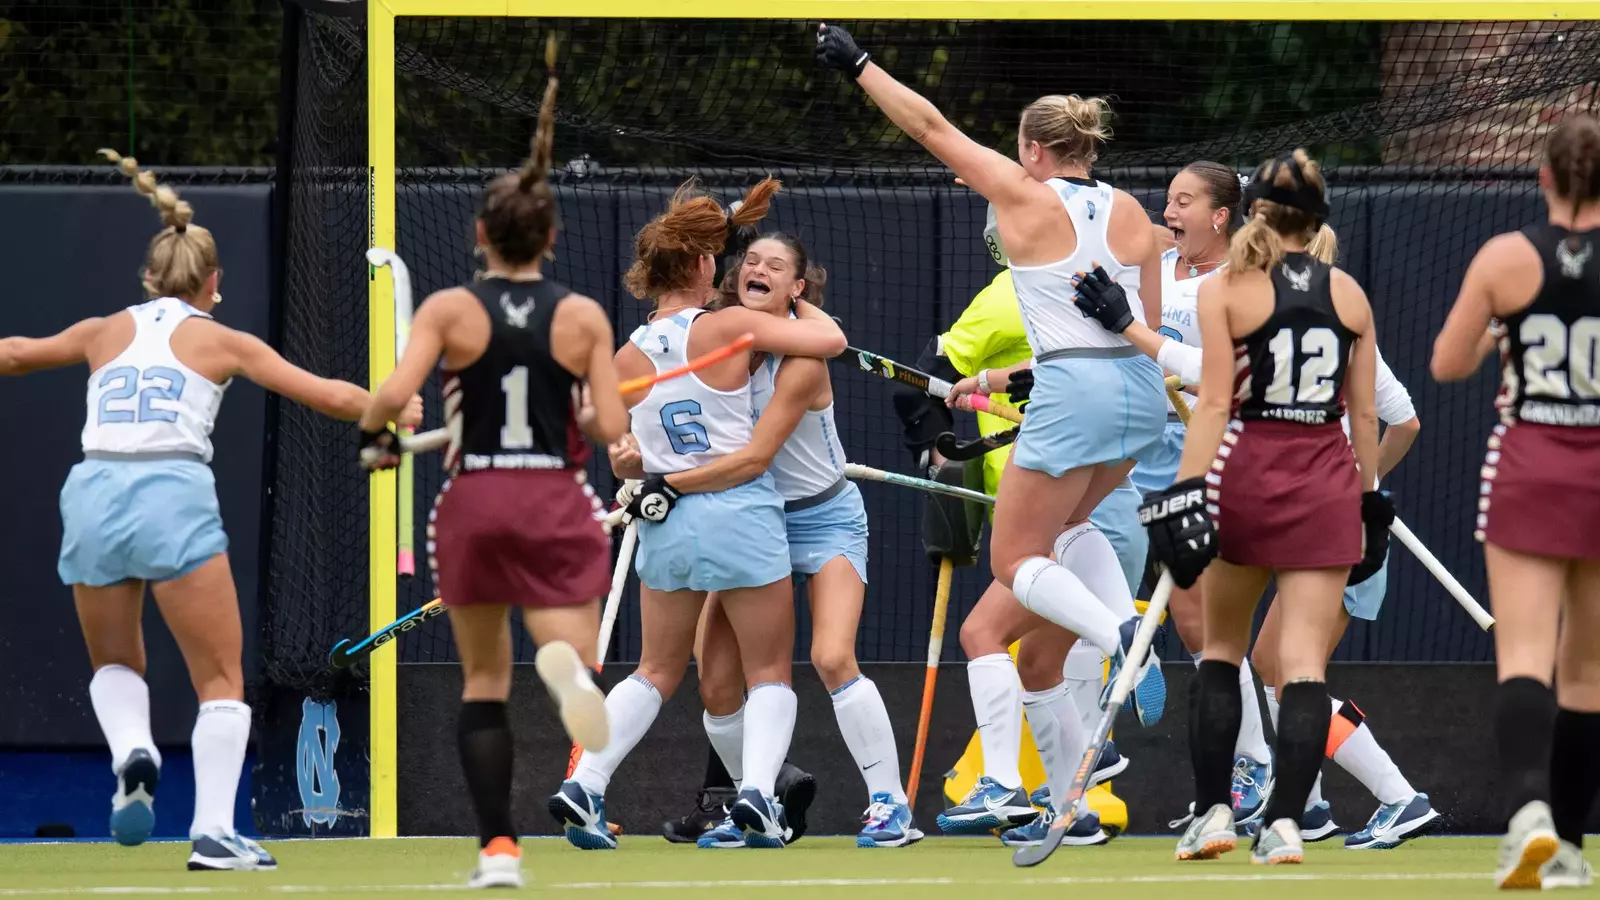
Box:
[269,10,1600,697]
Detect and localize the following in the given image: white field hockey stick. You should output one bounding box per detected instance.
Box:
[368,247,417,579]
[1389,516,1495,630]
[1014,569,1175,867]
[566,496,639,781]
[844,463,995,506]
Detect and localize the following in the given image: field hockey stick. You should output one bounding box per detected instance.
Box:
[328,506,629,669]
[935,423,1019,462]
[844,463,995,507]
[906,557,953,809]
[845,346,1026,425]
[1390,516,1495,630]
[566,497,640,778]
[1014,569,1175,867]
[367,247,417,579]
[1168,382,1192,427]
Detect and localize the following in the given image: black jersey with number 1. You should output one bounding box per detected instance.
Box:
[443,277,588,474]
[1232,252,1357,426]
[1498,224,1600,427]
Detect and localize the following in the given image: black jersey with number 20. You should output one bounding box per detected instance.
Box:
[1498,224,1600,427]
[1232,252,1356,425]
[443,277,587,474]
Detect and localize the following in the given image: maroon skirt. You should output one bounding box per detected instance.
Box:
[428,468,611,608]
[1478,420,1600,560]
[1208,419,1362,569]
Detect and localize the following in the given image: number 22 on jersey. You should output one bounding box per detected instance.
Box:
[97,365,187,424]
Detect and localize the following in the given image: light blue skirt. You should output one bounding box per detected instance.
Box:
[58,457,228,587]
[785,481,869,584]
[635,473,790,592]
[1129,419,1187,499]
[1013,350,1167,477]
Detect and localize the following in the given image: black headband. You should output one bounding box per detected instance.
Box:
[1244,153,1329,224]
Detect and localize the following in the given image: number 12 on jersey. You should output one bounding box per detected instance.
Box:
[1264,327,1340,405]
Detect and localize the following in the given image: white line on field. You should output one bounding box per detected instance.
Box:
[0,872,1493,896]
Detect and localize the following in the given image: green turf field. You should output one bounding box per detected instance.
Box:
[0,836,1572,899]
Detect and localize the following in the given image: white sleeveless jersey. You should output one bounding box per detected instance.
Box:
[81,297,229,462]
[627,308,753,475]
[1010,178,1146,355]
[751,354,847,501]
[1158,249,1223,412]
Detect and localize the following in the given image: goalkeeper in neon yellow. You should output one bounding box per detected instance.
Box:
[893,209,1148,844]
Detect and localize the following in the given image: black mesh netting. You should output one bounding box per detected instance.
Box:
[266,11,1600,692]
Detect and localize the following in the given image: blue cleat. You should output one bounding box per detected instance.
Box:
[999,787,1108,848]
[110,749,159,848]
[1102,616,1167,726]
[856,793,923,848]
[1093,740,1130,785]
[548,779,617,850]
[187,833,275,871]
[935,776,1037,835]
[1344,793,1441,850]
[729,786,789,849]
[696,813,746,849]
[1230,756,1274,827]
[1299,800,1340,842]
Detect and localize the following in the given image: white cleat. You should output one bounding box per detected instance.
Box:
[1251,818,1305,865]
[536,641,609,752]
[468,838,524,889]
[1541,840,1594,889]
[1175,802,1236,861]
[1496,800,1559,890]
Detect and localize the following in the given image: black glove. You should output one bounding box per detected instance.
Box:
[359,427,401,472]
[815,23,871,80]
[1348,490,1395,586]
[892,336,957,469]
[1006,367,1034,405]
[627,475,681,524]
[1138,477,1218,589]
[1071,266,1135,334]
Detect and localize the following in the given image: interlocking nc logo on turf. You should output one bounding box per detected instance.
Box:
[297,698,342,829]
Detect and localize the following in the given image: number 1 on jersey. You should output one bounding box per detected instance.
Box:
[501,366,535,449]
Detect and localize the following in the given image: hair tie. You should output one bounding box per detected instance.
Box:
[1237,174,1251,188]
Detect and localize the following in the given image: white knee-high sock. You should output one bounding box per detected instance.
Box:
[1053,522,1138,621]
[703,707,745,789]
[1013,557,1122,657]
[1329,698,1415,805]
[189,700,250,839]
[967,653,1025,789]
[573,673,662,796]
[1234,660,1272,764]
[90,665,161,773]
[1023,681,1090,816]
[1063,640,1105,737]
[831,675,907,803]
[742,682,796,796]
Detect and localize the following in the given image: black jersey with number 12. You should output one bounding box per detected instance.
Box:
[1232,252,1356,426]
[443,277,588,474]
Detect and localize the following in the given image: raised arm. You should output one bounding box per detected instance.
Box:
[359,293,447,432]
[225,328,373,423]
[0,317,106,375]
[816,25,1034,208]
[666,357,825,495]
[712,301,846,360]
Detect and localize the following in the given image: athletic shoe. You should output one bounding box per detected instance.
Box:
[1251,818,1305,865]
[1495,800,1559,890]
[110,748,160,847]
[663,787,737,844]
[1300,800,1340,842]
[548,779,617,850]
[1102,615,1167,726]
[695,814,746,849]
[1000,787,1108,848]
[1230,756,1273,827]
[187,834,268,871]
[729,786,789,849]
[235,835,277,870]
[534,641,609,752]
[857,792,923,848]
[936,776,1037,834]
[775,762,816,845]
[1175,802,1236,860]
[467,837,523,889]
[1542,839,1594,889]
[1093,741,1130,785]
[1343,793,1441,850]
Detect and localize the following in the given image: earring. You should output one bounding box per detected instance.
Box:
[1213,222,1221,234]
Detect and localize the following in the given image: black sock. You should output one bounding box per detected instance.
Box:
[1550,706,1600,846]
[1260,680,1329,827]
[1497,677,1557,826]
[458,700,516,848]
[703,743,734,791]
[1191,660,1243,813]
